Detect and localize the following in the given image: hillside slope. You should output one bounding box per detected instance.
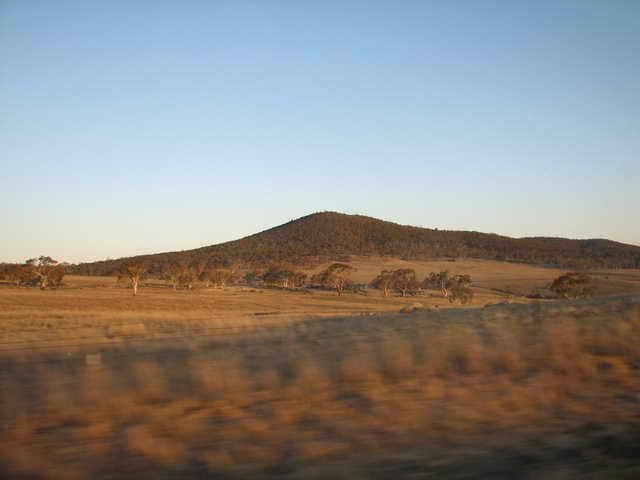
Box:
[72,212,640,275]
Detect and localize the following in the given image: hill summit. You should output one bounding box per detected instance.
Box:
[73,211,640,275]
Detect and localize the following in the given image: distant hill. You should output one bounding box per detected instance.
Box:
[71,212,640,276]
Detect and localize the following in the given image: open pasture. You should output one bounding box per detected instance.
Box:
[339,257,640,297]
[1,258,640,357]
[2,259,640,478]
[0,271,491,356]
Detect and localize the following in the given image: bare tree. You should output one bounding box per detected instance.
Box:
[312,263,354,295]
[550,273,593,299]
[26,256,65,290]
[119,261,147,296]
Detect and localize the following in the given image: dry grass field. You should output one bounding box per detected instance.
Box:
[0,277,492,357]
[2,259,640,478]
[3,258,639,357]
[1,296,640,479]
[340,257,640,297]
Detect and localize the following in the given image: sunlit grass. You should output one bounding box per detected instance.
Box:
[1,297,639,478]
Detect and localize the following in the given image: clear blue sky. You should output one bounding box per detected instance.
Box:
[1,1,639,263]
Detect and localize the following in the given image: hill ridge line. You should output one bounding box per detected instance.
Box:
[72,211,640,275]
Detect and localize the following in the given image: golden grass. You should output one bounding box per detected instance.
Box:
[0,272,509,357]
[1,296,639,478]
[338,256,640,296]
[2,259,638,356]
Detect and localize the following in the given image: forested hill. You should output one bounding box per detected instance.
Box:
[72,212,640,276]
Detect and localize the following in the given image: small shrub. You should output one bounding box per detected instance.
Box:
[550,273,594,299]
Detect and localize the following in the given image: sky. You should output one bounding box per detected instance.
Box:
[1,1,639,263]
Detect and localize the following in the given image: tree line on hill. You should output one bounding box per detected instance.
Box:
[69,212,640,278]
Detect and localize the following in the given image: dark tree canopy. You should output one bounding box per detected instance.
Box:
[26,256,65,290]
[262,265,307,289]
[200,268,236,288]
[312,262,354,295]
[446,274,473,304]
[392,269,419,297]
[372,268,420,297]
[162,260,186,290]
[0,263,35,287]
[371,270,395,297]
[423,271,451,298]
[550,273,594,299]
[69,212,640,277]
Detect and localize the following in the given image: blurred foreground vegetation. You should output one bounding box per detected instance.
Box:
[1,296,640,479]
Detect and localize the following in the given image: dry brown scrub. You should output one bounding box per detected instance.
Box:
[1,296,640,478]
